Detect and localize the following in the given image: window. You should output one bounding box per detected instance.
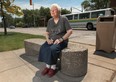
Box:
[79,13,90,19]
[111,10,115,15]
[91,11,105,18]
[91,12,98,18]
[98,11,105,16]
[74,14,78,19]
[66,15,73,20]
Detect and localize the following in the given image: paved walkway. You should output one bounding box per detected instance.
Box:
[0,28,116,82]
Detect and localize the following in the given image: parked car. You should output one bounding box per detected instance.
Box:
[9,25,15,29]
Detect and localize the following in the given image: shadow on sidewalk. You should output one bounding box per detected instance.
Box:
[94,50,116,59]
[20,54,86,82]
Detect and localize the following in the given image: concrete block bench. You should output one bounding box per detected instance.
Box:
[24,39,45,55]
[24,39,88,77]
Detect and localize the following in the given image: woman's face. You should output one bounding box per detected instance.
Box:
[50,6,59,18]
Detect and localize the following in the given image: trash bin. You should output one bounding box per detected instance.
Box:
[96,15,116,53]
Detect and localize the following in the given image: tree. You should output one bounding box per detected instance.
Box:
[0,13,13,27]
[23,9,33,27]
[81,0,91,11]
[91,0,109,9]
[0,0,23,35]
[4,13,14,26]
[15,17,23,27]
[81,0,110,11]
[61,8,71,15]
[22,6,71,27]
[2,0,23,16]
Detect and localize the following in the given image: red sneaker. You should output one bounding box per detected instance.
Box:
[41,67,50,76]
[47,69,56,77]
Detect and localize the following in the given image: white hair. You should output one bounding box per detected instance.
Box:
[50,3,61,13]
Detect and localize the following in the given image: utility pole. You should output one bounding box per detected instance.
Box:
[30,0,35,27]
[0,0,7,35]
[33,3,35,27]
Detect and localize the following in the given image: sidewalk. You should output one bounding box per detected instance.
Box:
[0,28,116,82]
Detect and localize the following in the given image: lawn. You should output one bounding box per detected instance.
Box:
[0,32,45,52]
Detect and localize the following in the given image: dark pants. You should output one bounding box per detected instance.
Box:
[38,40,68,65]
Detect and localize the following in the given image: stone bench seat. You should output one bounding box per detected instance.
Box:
[24,39,88,77]
[24,39,45,56]
[61,43,88,77]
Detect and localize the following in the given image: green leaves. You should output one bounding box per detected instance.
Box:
[81,0,110,11]
[2,0,24,16]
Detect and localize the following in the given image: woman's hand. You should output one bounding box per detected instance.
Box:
[54,39,60,44]
[47,39,53,44]
[54,38,63,44]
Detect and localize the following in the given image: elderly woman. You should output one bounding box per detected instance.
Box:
[38,3,72,77]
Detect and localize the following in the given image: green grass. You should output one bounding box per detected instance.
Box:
[0,32,45,52]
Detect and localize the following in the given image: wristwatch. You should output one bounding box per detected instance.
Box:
[59,37,64,42]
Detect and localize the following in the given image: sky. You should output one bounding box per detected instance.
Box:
[14,0,84,13]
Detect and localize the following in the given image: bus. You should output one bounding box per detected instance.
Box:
[62,8,115,30]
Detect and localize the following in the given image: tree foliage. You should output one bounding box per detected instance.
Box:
[61,8,71,15]
[81,0,110,11]
[22,7,70,27]
[0,5,71,27]
[1,0,23,16]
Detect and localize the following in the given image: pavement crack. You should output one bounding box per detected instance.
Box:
[88,62,116,71]
[70,41,95,46]
[0,64,26,73]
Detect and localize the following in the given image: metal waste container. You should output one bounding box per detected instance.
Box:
[96,15,116,53]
